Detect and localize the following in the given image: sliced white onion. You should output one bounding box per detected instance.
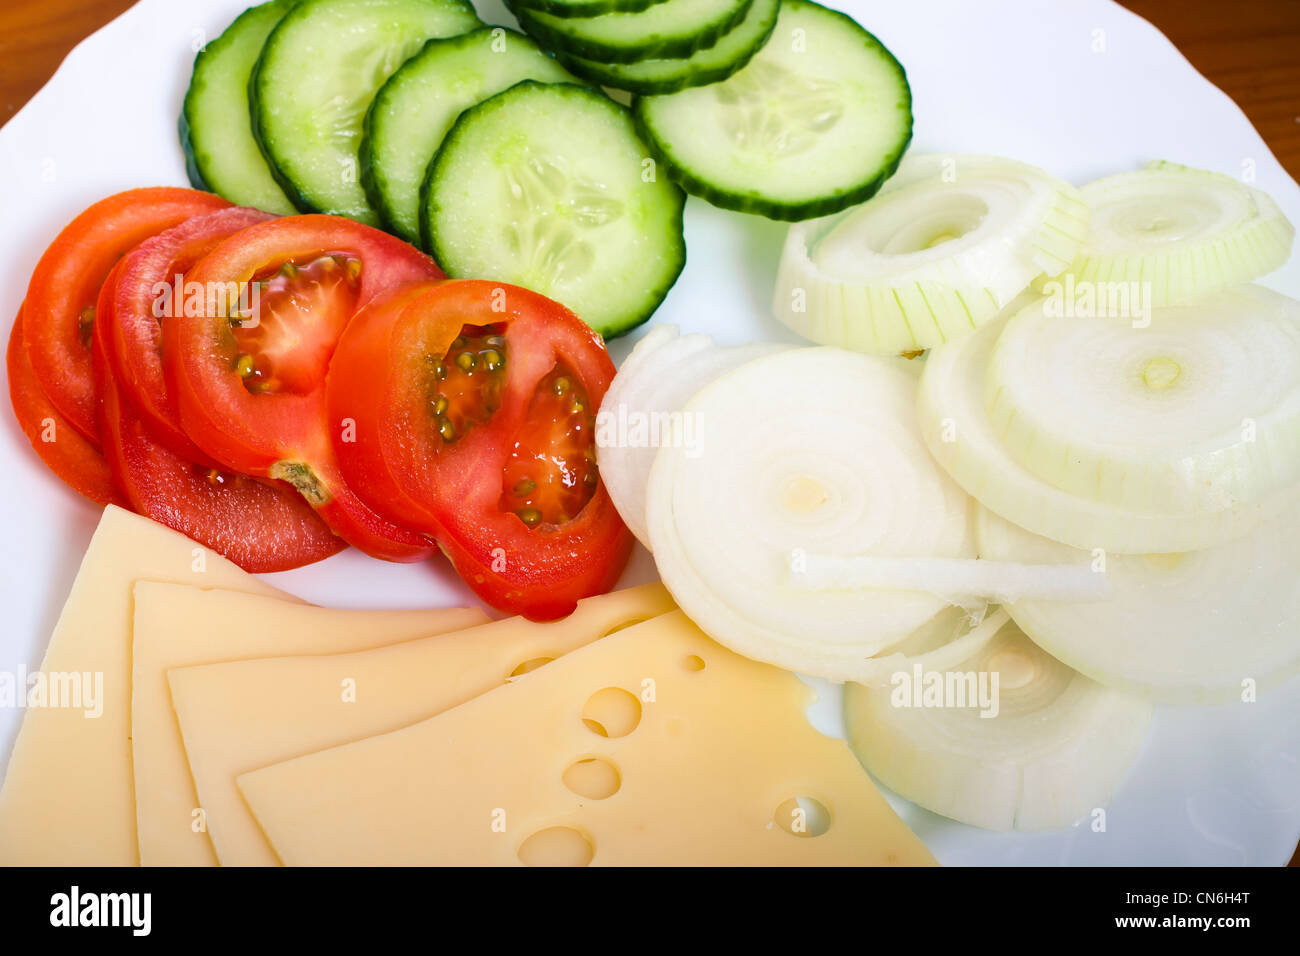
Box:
[1070,160,1295,306]
[976,506,1300,705]
[595,325,789,548]
[918,306,1300,553]
[772,154,1089,354]
[645,347,975,681]
[790,555,1109,603]
[853,607,1010,687]
[844,617,1153,832]
[985,286,1300,514]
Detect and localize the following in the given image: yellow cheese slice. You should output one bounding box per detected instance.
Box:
[0,506,288,866]
[168,583,676,866]
[238,610,936,866]
[132,584,487,867]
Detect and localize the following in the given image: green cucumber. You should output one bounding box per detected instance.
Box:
[633,0,912,221]
[251,0,481,225]
[361,28,577,244]
[512,0,670,17]
[554,0,779,96]
[179,0,297,215]
[509,0,753,64]
[421,82,686,338]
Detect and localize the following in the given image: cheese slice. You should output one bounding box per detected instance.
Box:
[168,583,676,866]
[238,610,937,866]
[0,506,288,866]
[133,584,487,867]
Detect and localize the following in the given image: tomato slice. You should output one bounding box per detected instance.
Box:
[327,280,633,619]
[23,187,231,447]
[94,332,345,574]
[8,307,124,507]
[103,206,274,461]
[165,215,443,562]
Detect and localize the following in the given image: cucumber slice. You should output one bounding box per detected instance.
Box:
[634,0,912,221]
[251,0,482,225]
[421,82,686,338]
[554,0,779,96]
[180,0,297,215]
[509,0,753,64]
[513,0,670,17]
[361,28,577,244]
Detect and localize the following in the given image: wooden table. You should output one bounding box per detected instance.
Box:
[1,0,1298,867]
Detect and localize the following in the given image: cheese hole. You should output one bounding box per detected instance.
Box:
[599,616,648,638]
[774,796,831,838]
[581,687,641,738]
[682,655,706,672]
[517,826,594,867]
[507,657,554,681]
[562,757,621,800]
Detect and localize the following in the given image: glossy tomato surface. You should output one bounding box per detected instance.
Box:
[22,187,230,446]
[165,215,443,561]
[328,280,632,619]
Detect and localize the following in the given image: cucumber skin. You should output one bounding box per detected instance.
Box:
[249,0,482,220]
[419,82,687,339]
[511,0,669,17]
[360,28,579,242]
[508,0,755,64]
[632,6,914,221]
[180,0,297,204]
[550,3,778,96]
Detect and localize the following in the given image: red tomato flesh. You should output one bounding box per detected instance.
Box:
[7,308,124,507]
[23,187,230,447]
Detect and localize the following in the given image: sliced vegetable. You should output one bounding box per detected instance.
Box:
[180,0,298,215]
[95,310,345,574]
[421,81,686,338]
[772,155,1088,352]
[509,0,753,63]
[595,324,788,547]
[844,616,1153,832]
[633,0,912,221]
[22,187,230,446]
[251,0,481,224]
[103,207,274,463]
[327,279,632,619]
[985,286,1300,514]
[790,555,1108,603]
[1070,160,1295,307]
[853,607,1008,687]
[917,308,1300,554]
[165,215,442,561]
[361,27,576,244]
[553,0,780,95]
[513,0,669,15]
[977,506,1300,705]
[8,308,123,507]
[645,347,975,681]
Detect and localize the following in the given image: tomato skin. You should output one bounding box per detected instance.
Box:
[165,215,442,562]
[23,187,231,447]
[8,307,124,507]
[328,280,633,619]
[104,206,274,462]
[95,352,346,574]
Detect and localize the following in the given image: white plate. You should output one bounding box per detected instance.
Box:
[1,0,1297,866]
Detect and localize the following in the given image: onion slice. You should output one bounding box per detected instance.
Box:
[595,325,789,548]
[1070,160,1295,307]
[985,286,1300,514]
[844,616,1153,831]
[646,347,975,681]
[790,555,1109,603]
[918,307,1300,553]
[772,154,1088,354]
[976,506,1300,704]
[853,607,1010,687]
